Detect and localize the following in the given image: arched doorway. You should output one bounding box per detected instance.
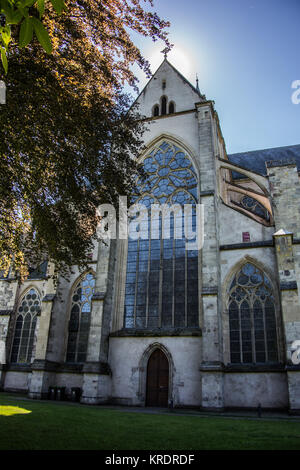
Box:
[146,349,169,407]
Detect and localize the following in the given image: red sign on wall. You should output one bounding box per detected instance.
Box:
[242,232,250,242]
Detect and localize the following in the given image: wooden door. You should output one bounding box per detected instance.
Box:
[146,349,169,407]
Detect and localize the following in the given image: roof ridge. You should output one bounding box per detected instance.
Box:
[228,143,300,157]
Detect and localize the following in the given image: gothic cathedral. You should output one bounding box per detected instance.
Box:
[1,58,300,412]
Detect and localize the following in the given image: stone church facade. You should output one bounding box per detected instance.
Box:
[1,58,300,412]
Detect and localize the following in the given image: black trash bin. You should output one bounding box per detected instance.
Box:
[56,387,66,401]
[71,387,81,402]
[48,386,57,400]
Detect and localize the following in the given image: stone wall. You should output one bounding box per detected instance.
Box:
[224,372,288,409]
[267,162,300,412]
[109,336,202,407]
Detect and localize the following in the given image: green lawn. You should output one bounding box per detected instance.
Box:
[0,393,300,450]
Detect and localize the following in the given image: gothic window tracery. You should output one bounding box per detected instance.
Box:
[124,141,199,329]
[239,195,270,222]
[66,272,95,363]
[228,263,279,364]
[11,288,41,363]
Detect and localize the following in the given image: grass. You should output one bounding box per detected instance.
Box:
[0,392,300,450]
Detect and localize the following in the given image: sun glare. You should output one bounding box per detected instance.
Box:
[147,44,196,85]
[0,405,32,416]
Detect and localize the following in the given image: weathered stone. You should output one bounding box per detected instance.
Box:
[0,57,299,412]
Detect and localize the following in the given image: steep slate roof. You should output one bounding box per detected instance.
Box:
[228,144,300,179]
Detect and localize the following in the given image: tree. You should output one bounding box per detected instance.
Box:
[0,0,171,279]
[0,0,66,73]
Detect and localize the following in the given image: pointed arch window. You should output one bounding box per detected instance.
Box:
[11,288,41,363]
[168,102,175,114]
[228,263,279,364]
[161,96,167,115]
[153,105,159,117]
[124,141,199,329]
[66,272,95,363]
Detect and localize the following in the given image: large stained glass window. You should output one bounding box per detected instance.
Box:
[66,272,95,363]
[124,141,199,329]
[228,263,279,364]
[11,288,41,363]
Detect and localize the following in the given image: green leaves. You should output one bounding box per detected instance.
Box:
[9,10,23,25]
[49,0,65,14]
[19,16,52,54]
[32,17,52,53]
[0,0,66,73]
[1,47,7,73]
[19,16,52,53]
[36,0,45,17]
[1,25,11,47]
[19,8,52,54]
[18,0,38,8]
[19,17,33,47]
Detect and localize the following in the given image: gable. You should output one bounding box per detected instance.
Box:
[134,59,204,118]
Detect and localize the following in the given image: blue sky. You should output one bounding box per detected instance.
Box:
[131,0,300,155]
